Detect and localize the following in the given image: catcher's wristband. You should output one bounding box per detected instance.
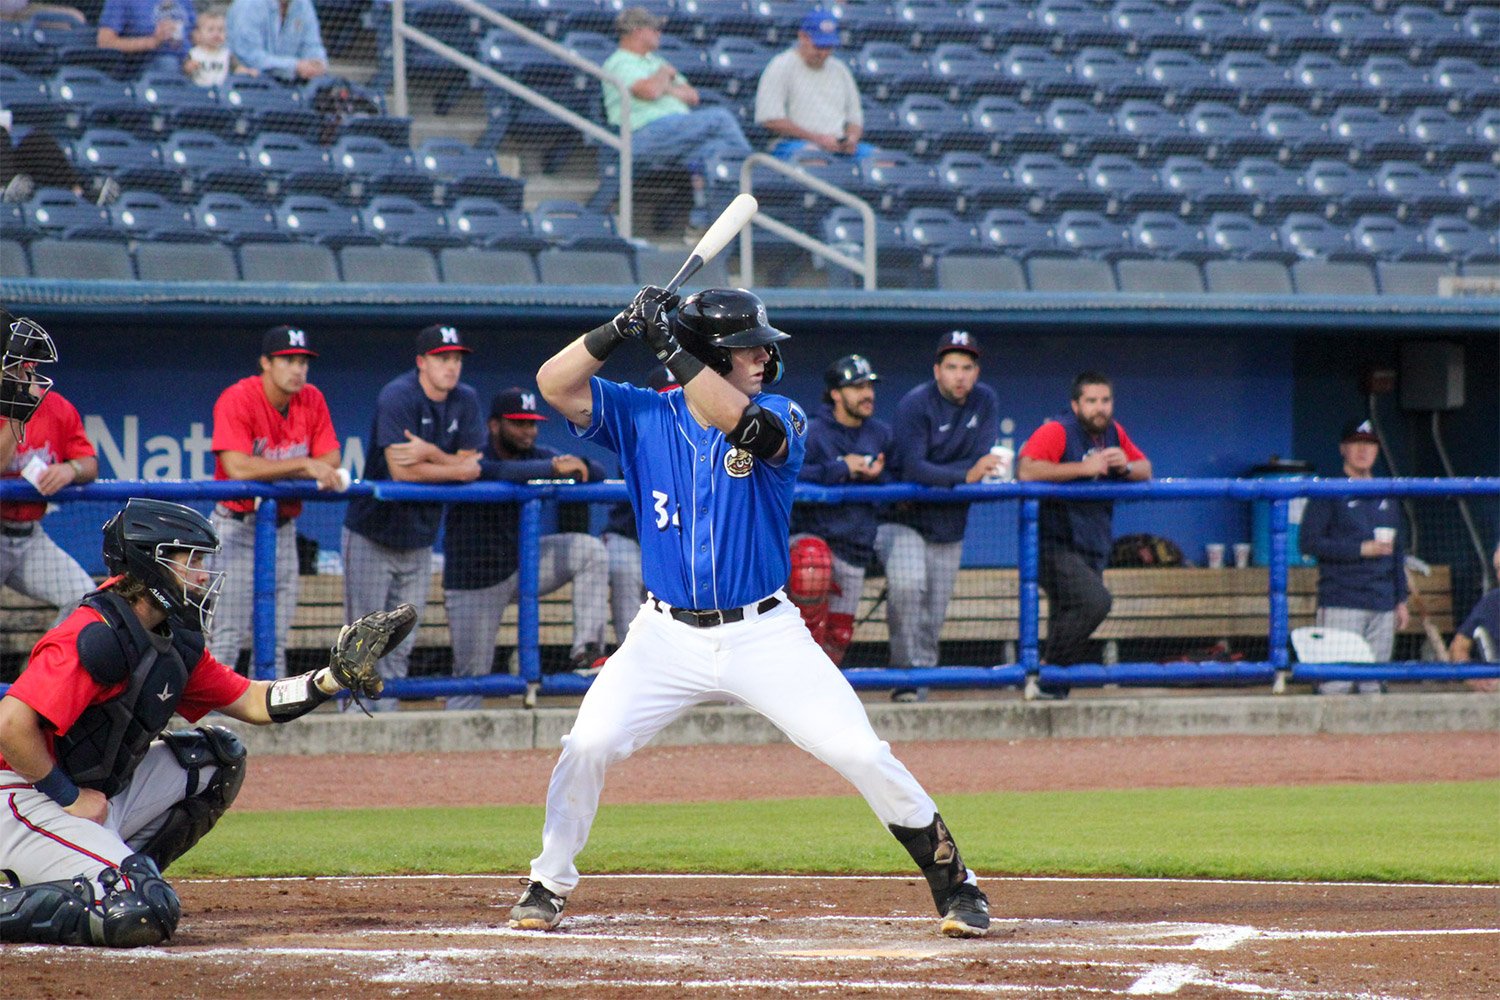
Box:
[266,668,340,723]
[583,321,628,361]
[34,766,80,807]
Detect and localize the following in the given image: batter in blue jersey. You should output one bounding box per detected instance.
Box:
[507,285,990,940]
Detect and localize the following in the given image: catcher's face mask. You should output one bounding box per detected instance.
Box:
[1,317,57,424]
[157,544,226,635]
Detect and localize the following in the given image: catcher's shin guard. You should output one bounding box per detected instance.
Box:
[824,612,855,666]
[0,855,179,947]
[888,812,972,914]
[137,726,247,871]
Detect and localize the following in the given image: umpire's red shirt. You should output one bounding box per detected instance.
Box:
[211,375,338,520]
[0,594,251,772]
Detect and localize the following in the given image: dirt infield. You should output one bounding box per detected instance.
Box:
[4,732,1497,998]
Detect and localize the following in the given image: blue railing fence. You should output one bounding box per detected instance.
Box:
[1,477,1496,702]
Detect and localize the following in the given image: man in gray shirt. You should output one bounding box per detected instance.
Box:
[754,9,873,161]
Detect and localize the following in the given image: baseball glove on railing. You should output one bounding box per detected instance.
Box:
[329,603,418,714]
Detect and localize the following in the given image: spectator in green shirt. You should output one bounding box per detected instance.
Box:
[588,6,750,233]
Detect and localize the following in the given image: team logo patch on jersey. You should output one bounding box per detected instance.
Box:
[724,447,755,478]
[789,403,806,438]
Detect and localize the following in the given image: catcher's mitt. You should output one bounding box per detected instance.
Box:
[329,603,418,710]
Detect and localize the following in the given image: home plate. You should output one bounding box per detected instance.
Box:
[773,948,944,959]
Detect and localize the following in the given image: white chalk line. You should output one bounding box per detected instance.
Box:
[180,872,1500,890]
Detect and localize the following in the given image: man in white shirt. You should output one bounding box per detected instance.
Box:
[754,9,874,161]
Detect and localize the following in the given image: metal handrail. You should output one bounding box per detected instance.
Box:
[388,0,635,238]
[738,152,878,290]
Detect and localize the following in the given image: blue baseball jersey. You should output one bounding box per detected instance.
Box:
[569,376,808,610]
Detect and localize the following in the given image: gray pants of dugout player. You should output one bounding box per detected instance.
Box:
[0,520,96,624]
[341,527,432,711]
[443,533,609,711]
[875,523,962,668]
[209,510,298,678]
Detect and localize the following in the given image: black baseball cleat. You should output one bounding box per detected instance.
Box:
[939,884,991,938]
[509,879,566,931]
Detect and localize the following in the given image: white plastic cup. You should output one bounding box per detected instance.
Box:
[334,468,352,492]
[1233,542,1252,568]
[982,445,1015,484]
[1205,543,1225,568]
[1373,526,1396,544]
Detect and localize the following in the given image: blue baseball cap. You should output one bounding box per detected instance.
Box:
[800,9,840,48]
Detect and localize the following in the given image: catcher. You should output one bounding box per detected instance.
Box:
[0,498,409,947]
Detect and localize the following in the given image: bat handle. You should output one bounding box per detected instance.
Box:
[663,254,703,296]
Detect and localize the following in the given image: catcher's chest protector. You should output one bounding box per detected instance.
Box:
[56,592,198,797]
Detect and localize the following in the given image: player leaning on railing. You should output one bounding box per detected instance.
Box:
[0,498,410,947]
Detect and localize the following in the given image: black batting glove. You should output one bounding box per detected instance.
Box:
[592,286,682,360]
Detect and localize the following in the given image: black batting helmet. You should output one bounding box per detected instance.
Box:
[824,354,879,391]
[671,288,790,385]
[1,316,57,423]
[102,499,224,634]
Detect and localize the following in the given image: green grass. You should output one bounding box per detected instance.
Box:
[175,781,1500,884]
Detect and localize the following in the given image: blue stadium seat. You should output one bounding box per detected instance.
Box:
[1423,216,1500,263]
[250,133,344,200]
[1115,99,1203,157]
[1405,108,1489,165]
[1014,154,1104,213]
[1026,254,1119,292]
[134,236,240,281]
[1374,259,1456,296]
[1044,99,1130,158]
[72,128,160,175]
[0,66,58,133]
[104,70,212,138]
[852,42,934,103]
[1205,212,1293,261]
[1160,155,1253,215]
[1320,4,1401,59]
[22,186,108,235]
[444,198,548,251]
[1358,55,1444,111]
[1331,106,1425,163]
[29,234,134,280]
[935,251,1028,292]
[1085,155,1176,215]
[819,206,931,288]
[1115,257,1206,293]
[1287,54,1363,110]
[530,199,629,250]
[1432,57,1500,110]
[703,36,778,98]
[1054,210,1135,259]
[0,21,54,76]
[1232,158,1317,217]
[1183,1,1256,53]
[108,191,191,236]
[1256,104,1341,161]
[1446,163,1500,219]
[896,95,983,157]
[999,45,1082,102]
[414,139,524,208]
[559,29,615,68]
[860,151,950,215]
[1291,259,1377,295]
[967,97,1053,156]
[339,244,441,284]
[1037,0,1123,49]
[1390,5,1465,60]
[330,135,430,202]
[894,0,980,49]
[1459,7,1500,51]
[1247,2,1324,58]
[1301,159,1397,218]
[1349,215,1438,261]
[438,246,539,285]
[1109,1,1194,54]
[1202,258,1293,293]
[1184,101,1276,161]
[238,240,339,282]
[1072,46,1160,104]
[1476,109,1500,148]
[1278,212,1365,260]
[1140,50,1236,107]
[1373,162,1466,220]
[936,153,1026,212]
[929,44,1002,104]
[1127,212,1214,260]
[162,131,262,201]
[359,195,460,248]
[1215,53,1297,110]
[221,78,318,141]
[965,1,1050,50]
[273,195,363,243]
[902,208,980,253]
[976,208,1058,258]
[192,193,278,242]
[47,67,133,133]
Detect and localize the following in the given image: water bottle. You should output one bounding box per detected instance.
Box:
[982,440,1014,484]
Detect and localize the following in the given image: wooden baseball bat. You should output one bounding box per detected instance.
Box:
[663,193,758,295]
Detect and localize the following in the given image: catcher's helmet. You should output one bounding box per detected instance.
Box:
[671,288,790,385]
[824,354,879,391]
[1,317,57,423]
[102,498,224,634]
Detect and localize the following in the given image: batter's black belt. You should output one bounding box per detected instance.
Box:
[215,505,293,528]
[1,521,36,538]
[648,594,781,629]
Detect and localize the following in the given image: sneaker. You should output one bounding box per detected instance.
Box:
[939,884,990,938]
[509,879,566,930]
[569,642,605,675]
[1,173,33,204]
[891,686,929,703]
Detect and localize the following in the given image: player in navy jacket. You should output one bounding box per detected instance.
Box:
[876,332,1002,698]
[791,354,892,664]
[1299,419,1408,694]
